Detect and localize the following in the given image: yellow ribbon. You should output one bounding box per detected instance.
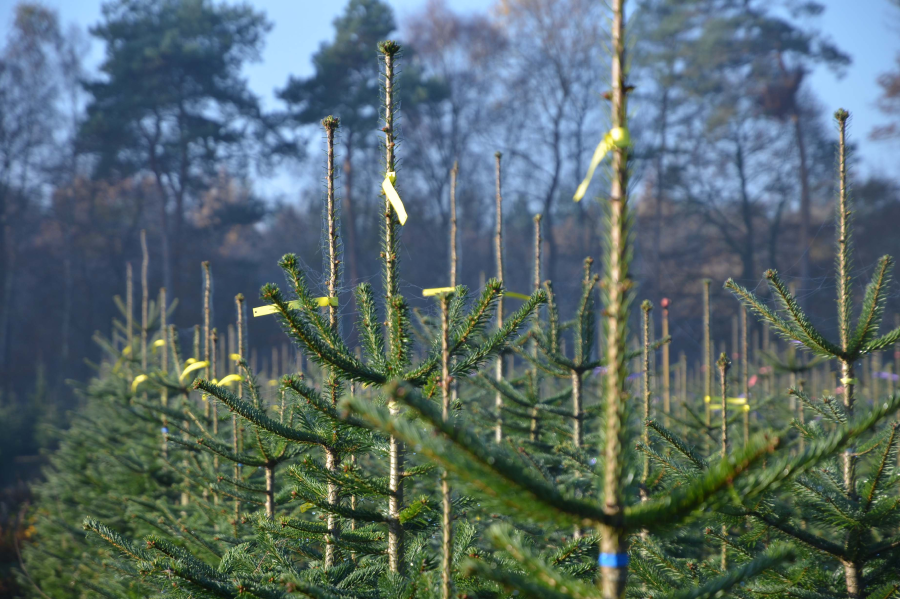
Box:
[711,404,751,412]
[504,291,531,301]
[253,297,338,317]
[179,360,210,383]
[230,353,242,362]
[573,127,630,202]
[218,374,243,386]
[153,339,165,348]
[131,374,149,392]
[423,287,455,297]
[382,171,408,225]
[704,396,747,405]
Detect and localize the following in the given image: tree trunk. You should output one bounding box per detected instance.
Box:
[599,1,629,596]
[735,137,755,281]
[265,463,275,520]
[654,88,669,295]
[794,112,811,292]
[343,132,360,286]
[0,225,14,404]
[572,370,583,448]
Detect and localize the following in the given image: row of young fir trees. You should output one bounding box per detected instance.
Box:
[20,2,900,597]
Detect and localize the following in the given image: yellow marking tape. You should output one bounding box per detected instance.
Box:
[131,374,149,392]
[704,396,747,405]
[180,360,210,383]
[423,287,455,297]
[504,291,531,301]
[218,374,243,386]
[710,404,751,412]
[382,171,408,225]
[573,127,630,202]
[253,297,338,317]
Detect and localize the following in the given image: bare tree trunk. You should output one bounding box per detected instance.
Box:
[654,89,669,294]
[381,44,405,575]
[494,152,505,444]
[542,107,564,282]
[735,138,755,281]
[342,132,360,285]
[661,299,670,426]
[440,294,453,599]
[149,170,172,296]
[794,112,811,292]
[572,370,583,448]
[703,280,712,437]
[323,116,341,570]
[265,463,275,520]
[599,2,630,596]
[0,226,14,404]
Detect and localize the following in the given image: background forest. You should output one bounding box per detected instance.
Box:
[2,0,900,595]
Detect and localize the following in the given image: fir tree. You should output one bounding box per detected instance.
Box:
[725,109,900,598]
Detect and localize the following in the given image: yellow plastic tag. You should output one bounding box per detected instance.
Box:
[253,297,338,317]
[711,403,751,411]
[382,171,408,225]
[218,374,243,386]
[131,374,149,392]
[153,339,165,348]
[230,353,242,362]
[573,127,630,202]
[180,360,210,383]
[423,287,455,297]
[705,396,746,404]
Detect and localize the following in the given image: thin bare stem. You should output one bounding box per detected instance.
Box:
[495,151,505,445]
[440,294,453,599]
[450,161,458,289]
[141,231,148,373]
[380,40,404,575]
[661,298,670,426]
[599,1,631,595]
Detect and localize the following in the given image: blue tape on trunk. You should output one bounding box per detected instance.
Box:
[598,553,629,567]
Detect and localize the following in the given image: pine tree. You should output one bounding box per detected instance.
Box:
[344,6,900,599]
[20,261,180,597]
[725,109,900,598]
[74,40,544,598]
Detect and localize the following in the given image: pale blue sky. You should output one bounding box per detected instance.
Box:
[2,0,897,182]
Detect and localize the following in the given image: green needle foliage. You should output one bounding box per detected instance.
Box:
[17,10,900,599]
[67,41,544,598]
[726,109,900,598]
